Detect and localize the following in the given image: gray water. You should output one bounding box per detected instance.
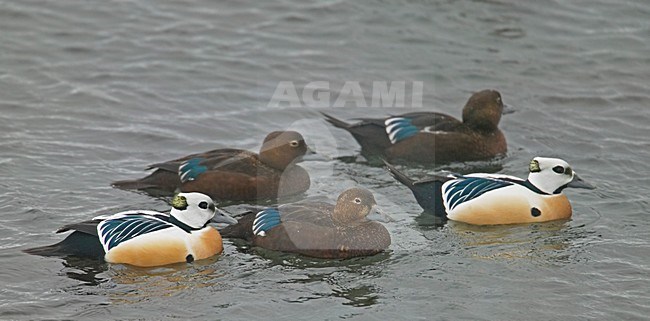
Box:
[1,0,650,320]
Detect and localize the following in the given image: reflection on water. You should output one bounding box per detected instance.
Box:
[58,245,387,307]
[414,211,448,227]
[58,255,226,304]
[60,256,109,286]
[3,0,650,318]
[106,256,224,304]
[227,238,388,307]
[279,272,380,307]
[334,285,378,307]
[421,220,599,266]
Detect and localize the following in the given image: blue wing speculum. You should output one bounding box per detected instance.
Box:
[97,213,173,252]
[179,158,208,183]
[385,117,419,144]
[253,208,281,237]
[443,177,512,211]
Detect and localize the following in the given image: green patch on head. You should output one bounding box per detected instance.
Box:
[172,194,188,210]
[529,159,541,173]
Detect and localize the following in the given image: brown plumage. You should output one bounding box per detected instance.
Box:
[112,131,311,202]
[322,89,507,164]
[221,188,392,259]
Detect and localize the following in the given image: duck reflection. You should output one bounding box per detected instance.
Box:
[333,285,378,307]
[105,257,224,304]
[419,219,594,265]
[279,270,382,308]
[60,256,109,286]
[58,254,224,303]
[228,238,388,307]
[414,210,448,228]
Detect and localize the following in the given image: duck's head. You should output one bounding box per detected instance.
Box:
[170,192,237,228]
[332,188,392,225]
[527,157,595,194]
[461,89,504,133]
[259,131,309,170]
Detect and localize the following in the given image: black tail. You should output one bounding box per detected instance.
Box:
[383,160,448,219]
[24,231,105,260]
[383,160,415,187]
[321,112,351,129]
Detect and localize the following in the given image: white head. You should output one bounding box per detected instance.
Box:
[527,157,594,194]
[170,192,237,229]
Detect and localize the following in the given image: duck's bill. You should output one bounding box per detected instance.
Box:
[567,173,595,190]
[300,148,331,162]
[367,205,394,223]
[502,104,516,115]
[211,208,238,225]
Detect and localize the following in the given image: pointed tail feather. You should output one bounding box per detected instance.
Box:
[383,160,415,187]
[111,169,181,193]
[321,112,351,129]
[111,179,157,190]
[23,244,65,257]
[383,160,448,220]
[23,231,105,259]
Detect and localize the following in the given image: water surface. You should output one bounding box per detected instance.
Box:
[1,0,649,319]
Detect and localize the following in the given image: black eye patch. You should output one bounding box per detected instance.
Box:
[553,166,565,174]
[198,201,209,209]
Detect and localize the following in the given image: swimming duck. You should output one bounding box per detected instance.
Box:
[112,131,312,202]
[385,157,594,225]
[24,192,238,267]
[322,89,506,164]
[220,188,392,259]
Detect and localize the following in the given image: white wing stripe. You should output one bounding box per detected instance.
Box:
[384,117,407,126]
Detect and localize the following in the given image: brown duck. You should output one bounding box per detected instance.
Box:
[220,188,392,259]
[322,89,507,164]
[112,131,311,202]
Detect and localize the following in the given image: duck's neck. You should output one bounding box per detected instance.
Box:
[465,119,499,133]
[522,180,549,195]
[259,149,292,170]
[332,208,355,226]
[169,208,208,232]
[168,216,202,232]
[525,176,565,195]
[462,107,501,134]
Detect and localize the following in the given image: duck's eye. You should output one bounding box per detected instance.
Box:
[553,166,565,174]
[198,201,209,209]
[353,197,362,204]
[289,140,300,147]
[496,96,501,103]
[565,167,573,176]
